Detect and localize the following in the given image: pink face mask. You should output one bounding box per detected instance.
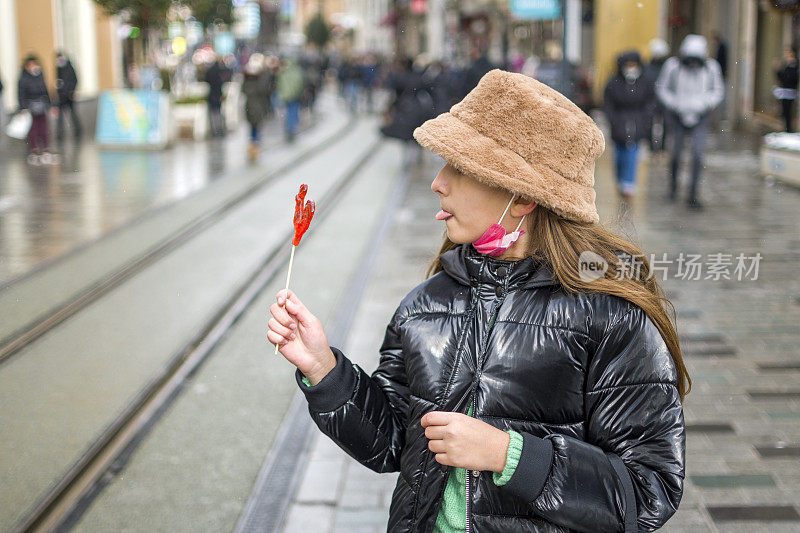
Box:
[472,195,526,257]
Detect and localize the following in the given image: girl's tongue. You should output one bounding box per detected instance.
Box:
[435,209,453,221]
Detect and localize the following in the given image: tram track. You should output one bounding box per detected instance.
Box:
[0,114,354,368]
[13,134,384,533]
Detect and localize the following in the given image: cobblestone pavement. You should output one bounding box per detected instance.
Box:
[282,129,800,532]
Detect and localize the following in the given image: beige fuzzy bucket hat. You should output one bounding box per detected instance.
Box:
[413,69,605,224]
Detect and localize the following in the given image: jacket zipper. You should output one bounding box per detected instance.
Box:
[466,396,476,533]
[416,288,481,532]
[465,286,505,533]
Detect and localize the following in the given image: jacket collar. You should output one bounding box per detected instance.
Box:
[439,244,558,289]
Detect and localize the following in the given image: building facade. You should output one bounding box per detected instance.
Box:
[0,0,122,111]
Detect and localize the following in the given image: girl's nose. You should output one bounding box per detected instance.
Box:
[431,168,447,195]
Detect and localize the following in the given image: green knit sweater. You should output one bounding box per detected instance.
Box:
[301,377,523,532]
[432,403,523,533]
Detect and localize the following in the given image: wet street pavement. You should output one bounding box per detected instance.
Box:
[1,94,800,532]
[0,105,314,286]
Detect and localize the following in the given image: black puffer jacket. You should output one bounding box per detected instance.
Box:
[297,245,685,532]
[17,70,51,114]
[603,51,653,145]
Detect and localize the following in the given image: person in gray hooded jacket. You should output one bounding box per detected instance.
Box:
[656,34,725,209]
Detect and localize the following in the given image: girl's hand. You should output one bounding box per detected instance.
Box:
[268,290,335,385]
[421,411,510,473]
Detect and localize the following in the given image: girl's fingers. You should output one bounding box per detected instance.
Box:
[275,289,296,307]
[267,329,289,347]
[434,453,450,466]
[421,411,453,427]
[424,426,446,440]
[427,440,446,454]
[269,302,296,328]
[280,291,315,327]
[268,318,295,340]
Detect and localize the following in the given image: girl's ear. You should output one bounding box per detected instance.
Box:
[514,196,537,216]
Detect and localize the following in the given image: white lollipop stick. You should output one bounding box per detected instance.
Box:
[275,244,296,354]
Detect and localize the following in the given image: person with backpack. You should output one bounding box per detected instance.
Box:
[269,69,687,532]
[656,34,725,209]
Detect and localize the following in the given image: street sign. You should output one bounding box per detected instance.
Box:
[510,0,561,20]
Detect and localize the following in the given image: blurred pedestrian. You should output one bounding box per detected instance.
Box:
[360,54,379,113]
[276,58,305,143]
[644,39,670,153]
[461,47,493,98]
[55,51,82,142]
[0,71,5,145]
[520,54,540,79]
[712,33,730,127]
[422,60,453,116]
[774,47,799,133]
[204,57,230,137]
[340,58,360,112]
[17,55,58,165]
[713,33,729,80]
[301,55,322,113]
[269,69,687,533]
[380,56,434,166]
[242,54,270,163]
[604,50,652,203]
[656,34,725,208]
[509,51,525,73]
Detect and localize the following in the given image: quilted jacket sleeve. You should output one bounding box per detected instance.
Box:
[296,312,409,473]
[499,304,685,532]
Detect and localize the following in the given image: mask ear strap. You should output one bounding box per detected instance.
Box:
[513,214,526,233]
[498,195,516,224]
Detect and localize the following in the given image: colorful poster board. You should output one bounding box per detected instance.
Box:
[95,89,171,148]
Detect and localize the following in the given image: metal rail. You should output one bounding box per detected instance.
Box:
[14,138,383,533]
[0,116,355,367]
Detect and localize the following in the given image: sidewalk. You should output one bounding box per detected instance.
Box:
[281,128,800,532]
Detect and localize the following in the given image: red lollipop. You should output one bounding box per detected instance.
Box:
[293,191,315,246]
[276,184,315,354]
[293,184,307,227]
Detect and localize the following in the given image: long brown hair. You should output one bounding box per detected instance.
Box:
[427,205,691,400]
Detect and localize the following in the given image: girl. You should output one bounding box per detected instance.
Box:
[268,70,688,532]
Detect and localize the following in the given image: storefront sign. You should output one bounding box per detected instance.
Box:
[510,0,561,20]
